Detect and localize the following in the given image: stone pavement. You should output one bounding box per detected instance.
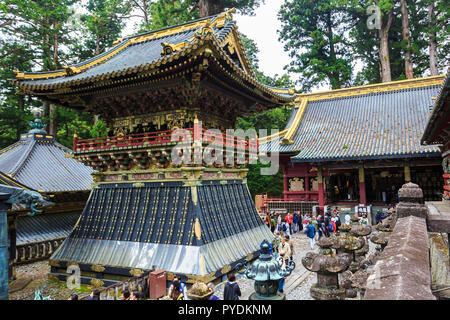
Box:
[214,229,315,300]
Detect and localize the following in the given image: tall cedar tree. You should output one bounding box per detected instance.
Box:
[279,0,353,91]
[1,0,76,136]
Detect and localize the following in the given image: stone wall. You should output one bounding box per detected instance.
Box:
[429,233,450,293]
[364,215,435,300]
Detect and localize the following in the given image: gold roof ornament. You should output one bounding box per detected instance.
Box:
[62,65,81,76]
[160,41,189,56]
[113,37,123,46]
[194,21,217,39]
[13,70,25,80]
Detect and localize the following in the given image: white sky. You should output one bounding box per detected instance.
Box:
[234,0,290,79]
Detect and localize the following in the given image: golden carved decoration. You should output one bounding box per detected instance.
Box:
[48,260,60,268]
[91,265,105,273]
[90,279,104,288]
[62,65,81,76]
[194,218,202,240]
[221,265,231,275]
[246,253,254,261]
[129,269,144,277]
[160,42,189,56]
[66,261,79,268]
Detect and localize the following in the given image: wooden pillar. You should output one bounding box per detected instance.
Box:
[282,165,288,200]
[404,163,411,182]
[305,175,310,200]
[7,215,16,280]
[318,167,325,209]
[359,165,367,205]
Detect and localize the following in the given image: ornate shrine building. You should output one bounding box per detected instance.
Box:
[0,112,93,276]
[10,10,295,285]
[260,75,446,220]
[422,70,450,199]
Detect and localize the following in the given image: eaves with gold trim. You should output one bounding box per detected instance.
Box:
[9,9,295,108]
[258,75,446,146]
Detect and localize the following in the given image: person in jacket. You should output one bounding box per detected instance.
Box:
[278,255,290,294]
[168,276,187,300]
[311,216,319,240]
[297,212,303,231]
[375,210,387,224]
[285,234,295,263]
[207,283,220,300]
[292,214,298,233]
[223,273,241,300]
[87,290,100,300]
[304,222,316,250]
[270,214,276,233]
[359,214,369,226]
[273,232,282,257]
[278,236,291,267]
[260,239,273,255]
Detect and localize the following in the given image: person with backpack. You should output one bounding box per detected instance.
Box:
[282,218,290,237]
[334,213,341,235]
[168,276,187,300]
[270,214,276,233]
[223,273,241,300]
[304,222,316,250]
[297,212,303,231]
[273,232,282,258]
[292,214,298,233]
[375,210,387,224]
[260,239,273,255]
[324,215,331,237]
[285,234,295,264]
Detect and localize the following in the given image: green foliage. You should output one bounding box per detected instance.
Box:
[279,0,353,90]
[52,107,95,149]
[246,160,284,198]
[90,119,107,139]
[147,0,199,32]
[78,0,131,57]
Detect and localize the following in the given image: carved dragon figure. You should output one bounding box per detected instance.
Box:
[0,185,47,216]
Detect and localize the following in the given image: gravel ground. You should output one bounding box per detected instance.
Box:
[9,261,95,300]
[286,273,315,300]
[213,230,315,300]
[8,229,379,300]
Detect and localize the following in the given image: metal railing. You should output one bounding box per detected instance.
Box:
[79,271,151,300]
[74,128,258,153]
[15,237,65,265]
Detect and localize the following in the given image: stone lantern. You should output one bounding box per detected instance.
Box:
[332,235,365,272]
[349,224,372,264]
[338,223,352,236]
[370,232,390,255]
[237,242,294,300]
[302,240,352,300]
[396,182,427,219]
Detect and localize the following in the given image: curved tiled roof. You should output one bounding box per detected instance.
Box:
[16,211,80,245]
[422,69,450,145]
[261,76,445,162]
[0,132,93,192]
[10,10,295,105]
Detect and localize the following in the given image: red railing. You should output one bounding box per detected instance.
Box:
[74,128,258,153]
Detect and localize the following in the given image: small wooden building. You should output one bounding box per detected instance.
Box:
[0,116,93,271]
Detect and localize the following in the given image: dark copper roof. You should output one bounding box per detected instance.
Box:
[0,131,93,192]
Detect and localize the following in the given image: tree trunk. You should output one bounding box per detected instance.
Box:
[49,104,57,136]
[428,1,439,75]
[400,0,414,79]
[326,12,341,89]
[197,0,226,18]
[378,10,393,82]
